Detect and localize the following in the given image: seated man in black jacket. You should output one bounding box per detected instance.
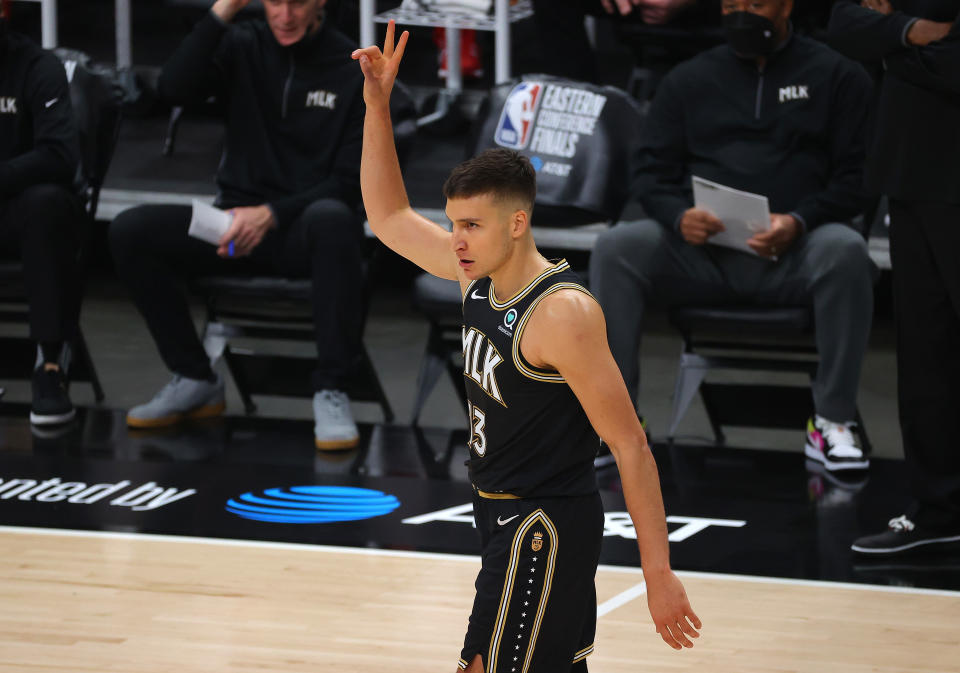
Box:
[110,0,365,449]
[0,10,85,426]
[589,0,876,471]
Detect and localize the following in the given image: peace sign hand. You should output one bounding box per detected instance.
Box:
[352,20,410,110]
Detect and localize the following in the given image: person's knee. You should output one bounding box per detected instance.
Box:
[810,225,871,279]
[300,199,361,250]
[109,205,155,259]
[591,219,665,271]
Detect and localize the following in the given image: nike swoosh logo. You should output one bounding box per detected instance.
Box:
[471,290,487,300]
[45,98,58,108]
[497,514,519,526]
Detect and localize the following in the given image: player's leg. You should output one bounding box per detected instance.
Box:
[523,494,604,672]
[460,653,484,672]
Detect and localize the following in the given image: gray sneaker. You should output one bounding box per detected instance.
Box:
[127,374,225,428]
[313,389,359,450]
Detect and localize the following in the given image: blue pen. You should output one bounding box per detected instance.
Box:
[228,241,235,257]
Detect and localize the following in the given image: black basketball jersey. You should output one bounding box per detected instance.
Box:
[461,259,599,498]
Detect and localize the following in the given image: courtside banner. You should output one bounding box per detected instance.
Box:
[0,448,841,580]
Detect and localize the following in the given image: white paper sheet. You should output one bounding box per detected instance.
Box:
[188,199,232,246]
[691,176,771,257]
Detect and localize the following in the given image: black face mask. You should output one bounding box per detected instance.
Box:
[723,11,779,58]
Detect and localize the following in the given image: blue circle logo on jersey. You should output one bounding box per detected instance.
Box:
[504,309,518,330]
[226,486,400,524]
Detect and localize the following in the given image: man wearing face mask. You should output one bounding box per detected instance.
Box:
[590,0,877,472]
[827,0,960,557]
[0,0,85,426]
[110,0,366,450]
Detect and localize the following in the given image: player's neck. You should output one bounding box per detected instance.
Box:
[488,247,552,303]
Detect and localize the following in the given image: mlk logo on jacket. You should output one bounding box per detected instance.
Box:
[462,327,504,405]
[306,89,337,109]
[779,84,809,103]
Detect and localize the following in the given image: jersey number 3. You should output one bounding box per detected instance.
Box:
[467,401,487,456]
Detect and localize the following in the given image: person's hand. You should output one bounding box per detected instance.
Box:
[217,205,275,258]
[600,0,641,16]
[637,0,695,25]
[644,568,702,650]
[906,19,953,46]
[747,213,800,258]
[211,0,253,22]
[860,0,893,15]
[352,20,410,110]
[679,207,724,245]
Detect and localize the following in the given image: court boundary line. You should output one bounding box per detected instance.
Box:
[2,525,958,599]
[597,581,647,616]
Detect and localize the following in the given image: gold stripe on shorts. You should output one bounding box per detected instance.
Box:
[572,643,594,663]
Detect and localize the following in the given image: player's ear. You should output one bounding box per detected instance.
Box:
[511,208,529,238]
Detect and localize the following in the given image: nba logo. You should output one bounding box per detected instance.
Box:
[495,82,542,150]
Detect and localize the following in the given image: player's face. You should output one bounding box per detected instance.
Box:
[447,194,518,280]
[263,0,325,47]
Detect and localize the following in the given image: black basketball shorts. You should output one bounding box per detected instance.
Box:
[458,490,604,672]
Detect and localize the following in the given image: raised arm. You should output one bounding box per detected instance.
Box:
[521,289,702,651]
[353,22,461,282]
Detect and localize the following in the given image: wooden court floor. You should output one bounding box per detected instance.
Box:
[1,527,958,673]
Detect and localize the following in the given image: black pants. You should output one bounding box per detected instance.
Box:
[888,199,960,528]
[0,183,84,344]
[109,199,364,390]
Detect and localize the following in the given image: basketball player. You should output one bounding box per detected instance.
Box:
[353,23,701,671]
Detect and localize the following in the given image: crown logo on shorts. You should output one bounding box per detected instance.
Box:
[531,530,544,552]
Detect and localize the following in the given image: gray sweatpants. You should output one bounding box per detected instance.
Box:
[588,219,875,423]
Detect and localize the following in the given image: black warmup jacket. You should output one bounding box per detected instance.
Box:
[158,12,364,228]
[827,0,960,204]
[635,30,873,232]
[0,31,79,199]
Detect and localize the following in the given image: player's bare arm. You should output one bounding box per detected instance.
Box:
[353,22,462,283]
[521,290,703,650]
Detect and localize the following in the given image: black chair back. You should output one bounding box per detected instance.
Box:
[469,76,644,227]
[54,48,124,217]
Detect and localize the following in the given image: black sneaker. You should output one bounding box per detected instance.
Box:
[30,366,76,425]
[851,515,960,556]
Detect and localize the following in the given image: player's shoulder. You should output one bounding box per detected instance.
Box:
[530,284,601,329]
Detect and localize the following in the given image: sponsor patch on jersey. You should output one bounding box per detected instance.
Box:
[498,308,518,337]
[494,82,542,150]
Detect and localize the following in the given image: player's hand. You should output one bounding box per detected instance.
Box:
[860,0,893,15]
[600,0,641,16]
[679,207,724,245]
[352,20,410,110]
[211,0,252,22]
[644,568,702,650]
[906,18,953,46]
[747,213,799,258]
[217,205,275,258]
[637,0,695,25]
